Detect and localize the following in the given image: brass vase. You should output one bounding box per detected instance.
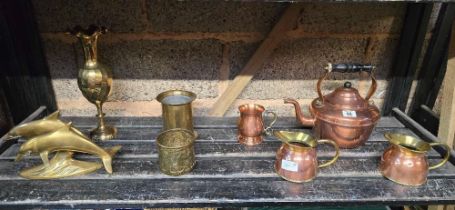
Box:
[69,25,116,141]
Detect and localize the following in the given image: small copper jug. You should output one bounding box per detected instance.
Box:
[380,133,451,186]
[274,131,339,183]
[237,104,277,146]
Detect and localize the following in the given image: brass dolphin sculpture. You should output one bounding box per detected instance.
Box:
[5,111,65,140]
[16,122,121,174]
[5,111,105,179]
[19,151,103,179]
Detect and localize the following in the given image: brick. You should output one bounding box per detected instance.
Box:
[32,0,147,32]
[147,1,286,33]
[298,3,406,34]
[51,78,220,102]
[56,98,386,117]
[99,39,222,81]
[51,39,223,101]
[229,38,397,100]
[366,38,400,77]
[41,38,78,79]
[231,38,367,80]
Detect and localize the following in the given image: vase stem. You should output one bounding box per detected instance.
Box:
[95,101,105,130]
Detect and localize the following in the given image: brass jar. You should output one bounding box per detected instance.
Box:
[156,90,196,132]
[380,133,451,186]
[156,128,196,176]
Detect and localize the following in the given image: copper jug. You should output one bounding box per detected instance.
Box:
[237,104,277,146]
[286,63,380,148]
[380,133,451,186]
[274,130,339,183]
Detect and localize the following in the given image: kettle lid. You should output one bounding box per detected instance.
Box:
[323,82,368,109]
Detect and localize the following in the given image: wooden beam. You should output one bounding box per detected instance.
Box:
[439,21,455,149]
[382,3,433,115]
[410,3,455,114]
[209,4,303,116]
[428,20,455,210]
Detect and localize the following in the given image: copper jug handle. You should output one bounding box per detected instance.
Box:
[317,63,377,103]
[428,142,451,170]
[263,111,277,135]
[317,139,339,168]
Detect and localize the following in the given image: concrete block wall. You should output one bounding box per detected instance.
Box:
[34,0,411,117]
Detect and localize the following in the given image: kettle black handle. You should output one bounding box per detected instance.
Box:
[317,63,377,103]
[326,63,375,73]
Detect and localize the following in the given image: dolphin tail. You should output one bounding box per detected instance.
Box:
[4,134,18,141]
[101,145,121,174]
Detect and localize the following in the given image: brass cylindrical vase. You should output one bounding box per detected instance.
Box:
[156,90,196,132]
[156,128,196,176]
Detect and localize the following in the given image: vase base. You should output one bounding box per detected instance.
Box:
[91,125,117,141]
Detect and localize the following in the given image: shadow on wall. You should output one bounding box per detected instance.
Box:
[35,1,406,81]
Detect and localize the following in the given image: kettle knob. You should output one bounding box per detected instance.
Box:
[344,82,352,88]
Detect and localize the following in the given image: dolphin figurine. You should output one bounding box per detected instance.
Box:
[6,111,105,179]
[19,151,103,179]
[5,111,66,140]
[16,122,121,174]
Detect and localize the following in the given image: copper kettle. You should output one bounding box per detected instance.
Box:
[285,63,380,148]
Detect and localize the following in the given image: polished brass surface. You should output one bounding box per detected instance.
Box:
[16,123,121,174]
[4,111,101,179]
[237,104,277,146]
[19,151,103,179]
[274,130,339,183]
[380,133,451,186]
[156,128,196,176]
[285,63,380,148]
[5,111,65,140]
[156,90,196,132]
[69,25,116,141]
[6,111,121,179]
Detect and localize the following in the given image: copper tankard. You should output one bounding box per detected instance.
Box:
[380,133,451,186]
[274,131,339,183]
[237,104,277,146]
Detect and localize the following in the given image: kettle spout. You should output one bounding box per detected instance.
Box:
[284,98,315,127]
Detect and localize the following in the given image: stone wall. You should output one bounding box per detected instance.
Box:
[33,0,409,117]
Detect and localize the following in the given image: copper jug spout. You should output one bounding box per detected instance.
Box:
[284,98,315,127]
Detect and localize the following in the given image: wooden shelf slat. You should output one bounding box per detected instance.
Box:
[1,110,454,208]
